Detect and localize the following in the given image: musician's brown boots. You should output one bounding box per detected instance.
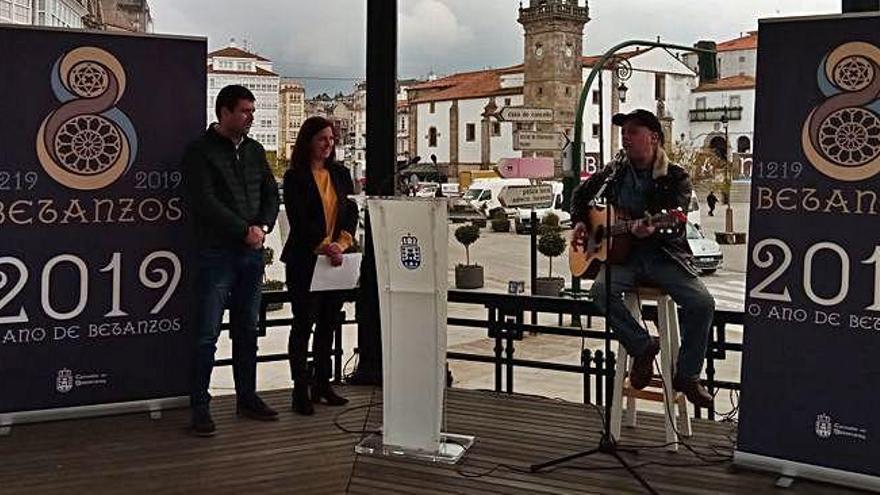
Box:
[673,375,714,408]
[628,337,660,390]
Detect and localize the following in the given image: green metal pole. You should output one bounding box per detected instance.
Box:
[565,40,716,210]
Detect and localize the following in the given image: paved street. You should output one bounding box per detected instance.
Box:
[211,201,750,411]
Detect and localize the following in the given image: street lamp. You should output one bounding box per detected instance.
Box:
[617,82,628,103]
[615,57,633,104]
[719,112,735,233]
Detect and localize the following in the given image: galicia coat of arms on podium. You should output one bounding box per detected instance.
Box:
[400,233,422,270]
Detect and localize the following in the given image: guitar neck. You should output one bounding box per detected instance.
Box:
[608,215,679,236]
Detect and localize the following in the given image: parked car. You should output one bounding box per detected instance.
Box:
[688,195,702,228]
[687,222,722,274]
[440,182,461,197]
[414,182,439,197]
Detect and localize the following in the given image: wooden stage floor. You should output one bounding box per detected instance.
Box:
[0,387,864,494]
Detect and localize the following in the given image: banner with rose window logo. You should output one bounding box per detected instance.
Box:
[735,14,880,491]
[0,26,205,421]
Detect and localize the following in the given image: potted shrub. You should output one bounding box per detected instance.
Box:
[537,211,561,236]
[533,225,566,297]
[454,224,484,289]
[490,209,510,232]
[262,246,285,311]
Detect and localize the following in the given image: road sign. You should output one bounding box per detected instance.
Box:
[498,157,555,179]
[497,106,554,122]
[498,184,554,208]
[513,131,566,150]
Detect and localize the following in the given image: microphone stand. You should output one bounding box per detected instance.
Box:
[530,154,657,495]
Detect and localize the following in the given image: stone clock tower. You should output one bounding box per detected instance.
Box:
[518,0,590,174]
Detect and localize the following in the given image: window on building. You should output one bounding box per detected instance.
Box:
[592,90,600,105]
[428,127,438,147]
[537,87,543,96]
[429,102,435,114]
[695,97,707,110]
[592,124,600,138]
[504,98,511,106]
[737,136,751,153]
[466,123,476,142]
[492,122,501,136]
[654,73,666,101]
[399,117,406,131]
[729,95,741,108]
[739,55,746,63]
[565,86,571,96]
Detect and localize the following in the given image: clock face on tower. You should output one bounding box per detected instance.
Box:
[535,44,544,58]
[565,45,573,57]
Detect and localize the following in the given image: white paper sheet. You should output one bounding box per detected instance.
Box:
[309,253,362,291]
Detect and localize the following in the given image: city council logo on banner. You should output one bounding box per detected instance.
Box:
[802,41,880,182]
[56,369,74,394]
[815,413,833,439]
[36,46,138,190]
[400,234,422,270]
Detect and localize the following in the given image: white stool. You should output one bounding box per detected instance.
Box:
[609,287,691,452]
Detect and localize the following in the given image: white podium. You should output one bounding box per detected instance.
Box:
[355,197,474,464]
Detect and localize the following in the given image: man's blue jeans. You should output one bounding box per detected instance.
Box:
[191,247,264,412]
[591,246,715,380]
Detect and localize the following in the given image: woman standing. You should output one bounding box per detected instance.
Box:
[280,116,358,415]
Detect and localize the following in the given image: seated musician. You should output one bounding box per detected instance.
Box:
[571,109,714,408]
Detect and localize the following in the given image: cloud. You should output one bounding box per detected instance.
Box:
[147,0,842,95]
[400,0,474,57]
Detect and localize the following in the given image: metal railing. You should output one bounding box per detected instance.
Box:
[222,288,743,421]
[689,106,743,122]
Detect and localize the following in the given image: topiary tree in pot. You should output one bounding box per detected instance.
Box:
[533,225,566,297]
[490,208,510,232]
[537,211,561,236]
[454,224,484,289]
[261,246,286,311]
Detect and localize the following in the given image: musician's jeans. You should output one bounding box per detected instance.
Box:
[591,245,715,380]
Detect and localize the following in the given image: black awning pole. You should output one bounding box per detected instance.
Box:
[351,0,397,385]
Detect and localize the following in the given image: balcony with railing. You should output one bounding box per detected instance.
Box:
[518,1,589,23]
[689,106,743,122]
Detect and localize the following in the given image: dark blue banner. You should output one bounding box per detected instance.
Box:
[0,27,205,414]
[737,14,880,483]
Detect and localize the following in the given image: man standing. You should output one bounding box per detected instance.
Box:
[183,85,281,436]
[571,109,714,408]
[706,190,718,217]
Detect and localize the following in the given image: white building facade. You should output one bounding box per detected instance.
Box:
[33,0,87,28]
[682,31,758,178]
[0,0,33,24]
[207,44,280,153]
[278,79,305,160]
[351,82,367,166]
[579,48,698,170]
[407,50,696,177]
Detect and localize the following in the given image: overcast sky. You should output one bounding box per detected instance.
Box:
[149,0,841,95]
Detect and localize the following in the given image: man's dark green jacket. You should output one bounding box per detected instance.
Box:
[182,125,280,248]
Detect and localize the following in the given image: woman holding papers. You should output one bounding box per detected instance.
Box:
[280,116,358,415]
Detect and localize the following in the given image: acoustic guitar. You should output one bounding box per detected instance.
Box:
[569,206,687,279]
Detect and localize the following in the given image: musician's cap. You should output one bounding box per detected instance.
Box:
[612,109,664,144]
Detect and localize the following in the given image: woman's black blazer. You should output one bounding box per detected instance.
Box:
[279,161,358,295]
